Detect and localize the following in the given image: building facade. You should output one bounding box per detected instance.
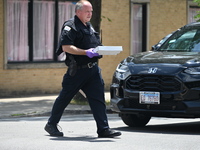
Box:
[0,0,198,97]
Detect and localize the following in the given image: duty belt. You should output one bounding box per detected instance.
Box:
[77,62,97,69]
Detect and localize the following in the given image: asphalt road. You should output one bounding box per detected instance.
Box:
[1,114,200,150]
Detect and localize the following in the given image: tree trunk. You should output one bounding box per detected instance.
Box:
[88,0,101,33]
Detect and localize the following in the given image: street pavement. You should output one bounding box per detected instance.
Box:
[0,92,111,119]
[2,92,200,150]
[0,92,127,150]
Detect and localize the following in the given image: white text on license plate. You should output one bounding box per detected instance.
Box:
[139,92,160,104]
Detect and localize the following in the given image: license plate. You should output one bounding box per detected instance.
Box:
[139,91,160,104]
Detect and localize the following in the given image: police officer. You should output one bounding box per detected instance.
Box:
[44,0,121,138]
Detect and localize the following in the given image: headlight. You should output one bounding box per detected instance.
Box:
[184,67,200,75]
[115,63,131,80]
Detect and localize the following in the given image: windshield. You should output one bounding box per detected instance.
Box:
[159,26,200,52]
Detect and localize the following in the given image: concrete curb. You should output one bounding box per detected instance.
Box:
[0,106,113,119]
[0,92,113,119]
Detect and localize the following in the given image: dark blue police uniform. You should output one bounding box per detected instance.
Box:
[48,15,109,134]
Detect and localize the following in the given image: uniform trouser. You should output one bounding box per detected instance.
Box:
[48,64,109,134]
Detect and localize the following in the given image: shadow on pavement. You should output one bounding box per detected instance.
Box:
[115,121,200,135]
[48,135,119,142]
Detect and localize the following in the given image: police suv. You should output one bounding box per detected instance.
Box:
[110,22,200,127]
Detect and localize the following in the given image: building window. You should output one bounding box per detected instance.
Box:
[131,3,148,55]
[6,0,76,63]
[188,6,200,23]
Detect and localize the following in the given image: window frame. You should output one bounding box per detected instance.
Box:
[130,1,149,55]
[188,0,200,23]
[4,0,77,69]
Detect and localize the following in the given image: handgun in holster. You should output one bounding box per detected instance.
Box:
[67,55,77,76]
[56,43,77,76]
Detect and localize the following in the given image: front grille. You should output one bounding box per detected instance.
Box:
[125,75,182,92]
[124,99,186,110]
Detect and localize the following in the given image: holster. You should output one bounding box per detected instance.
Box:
[68,55,77,76]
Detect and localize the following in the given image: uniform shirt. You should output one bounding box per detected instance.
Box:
[57,15,102,66]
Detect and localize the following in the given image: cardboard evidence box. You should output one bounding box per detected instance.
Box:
[94,46,123,55]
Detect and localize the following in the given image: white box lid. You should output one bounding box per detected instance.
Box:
[94,46,123,55]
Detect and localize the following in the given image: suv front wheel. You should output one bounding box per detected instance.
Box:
[120,113,151,127]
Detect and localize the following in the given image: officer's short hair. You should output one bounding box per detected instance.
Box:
[75,0,90,12]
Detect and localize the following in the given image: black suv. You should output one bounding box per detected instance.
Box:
[110,22,200,127]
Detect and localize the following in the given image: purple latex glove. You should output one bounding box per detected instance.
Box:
[86,48,99,58]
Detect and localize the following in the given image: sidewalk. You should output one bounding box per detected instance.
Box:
[0,92,111,119]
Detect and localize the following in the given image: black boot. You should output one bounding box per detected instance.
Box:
[44,123,64,137]
[98,128,121,138]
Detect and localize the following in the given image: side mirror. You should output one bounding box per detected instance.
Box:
[151,45,156,51]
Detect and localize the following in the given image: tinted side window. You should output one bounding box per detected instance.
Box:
[160,28,200,52]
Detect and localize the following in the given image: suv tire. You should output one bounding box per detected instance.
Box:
[120,113,151,127]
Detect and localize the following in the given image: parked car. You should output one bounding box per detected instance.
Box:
[110,22,200,127]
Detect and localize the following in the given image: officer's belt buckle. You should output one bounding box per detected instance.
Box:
[87,62,96,68]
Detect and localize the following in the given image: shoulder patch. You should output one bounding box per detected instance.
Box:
[64,26,71,31]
